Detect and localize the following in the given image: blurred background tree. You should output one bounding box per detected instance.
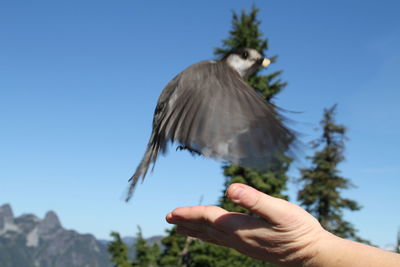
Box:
[297,105,369,243]
[108,232,132,267]
[132,227,160,267]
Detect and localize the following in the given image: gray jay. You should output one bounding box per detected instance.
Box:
[127,48,294,200]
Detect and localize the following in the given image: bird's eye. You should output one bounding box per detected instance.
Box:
[241,51,248,59]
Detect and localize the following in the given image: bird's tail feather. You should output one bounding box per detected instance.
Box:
[126,138,160,201]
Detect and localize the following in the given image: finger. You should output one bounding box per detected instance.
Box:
[227,183,298,225]
[166,206,241,246]
[166,206,228,225]
[166,206,233,234]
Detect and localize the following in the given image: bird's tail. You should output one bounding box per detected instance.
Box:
[126,137,160,201]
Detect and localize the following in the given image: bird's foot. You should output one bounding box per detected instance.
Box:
[176,145,201,156]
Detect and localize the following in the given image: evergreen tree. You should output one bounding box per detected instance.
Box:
[216,6,291,214]
[159,227,200,267]
[206,6,290,266]
[108,232,132,267]
[396,228,400,253]
[132,227,161,267]
[297,105,366,241]
[108,230,162,267]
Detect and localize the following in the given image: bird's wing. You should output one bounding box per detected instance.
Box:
[161,60,293,169]
[127,60,293,200]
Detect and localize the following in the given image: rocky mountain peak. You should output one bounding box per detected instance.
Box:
[0,203,111,267]
[37,210,62,237]
[0,204,14,229]
[42,211,61,229]
[0,204,14,220]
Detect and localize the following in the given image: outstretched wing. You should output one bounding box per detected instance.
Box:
[164,60,293,167]
[127,60,293,200]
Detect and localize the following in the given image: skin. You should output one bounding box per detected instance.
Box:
[166,183,400,267]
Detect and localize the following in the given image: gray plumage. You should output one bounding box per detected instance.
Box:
[127,48,294,200]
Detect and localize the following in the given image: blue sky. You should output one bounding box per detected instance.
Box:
[1,0,399,249]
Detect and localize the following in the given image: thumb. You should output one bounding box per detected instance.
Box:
[227,183,295,225]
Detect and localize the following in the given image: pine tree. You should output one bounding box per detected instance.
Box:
[132,227,161,267]
[216,6,291,215]
[158,227,192,267]
[297,105,366,241]
[108,232,132,267]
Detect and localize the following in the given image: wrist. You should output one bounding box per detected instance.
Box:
[303,230,343,267]
[275,225,329,267]
[302,230,400,267]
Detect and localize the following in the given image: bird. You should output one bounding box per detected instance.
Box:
[126,48,294,200]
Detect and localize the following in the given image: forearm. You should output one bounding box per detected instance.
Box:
[305,231,400,267]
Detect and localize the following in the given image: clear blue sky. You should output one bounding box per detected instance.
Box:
[1,0,399,249]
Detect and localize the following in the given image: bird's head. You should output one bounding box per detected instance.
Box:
[222,48,270,78]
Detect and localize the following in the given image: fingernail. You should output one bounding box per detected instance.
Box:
[229,185,244,202]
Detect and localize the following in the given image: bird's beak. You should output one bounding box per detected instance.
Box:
[262,58,271,68]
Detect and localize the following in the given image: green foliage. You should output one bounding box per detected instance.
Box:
[133,227,161,267]
[158,227,189,267]
[297,105,366,241]
[108,229,161,267]
[108,232,132,267]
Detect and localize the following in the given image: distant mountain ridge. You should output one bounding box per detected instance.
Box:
[0,203,111,267]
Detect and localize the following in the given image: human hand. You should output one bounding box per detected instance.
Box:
[166,183,325,266]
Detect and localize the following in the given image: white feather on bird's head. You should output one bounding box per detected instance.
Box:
[222,48,270,78]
